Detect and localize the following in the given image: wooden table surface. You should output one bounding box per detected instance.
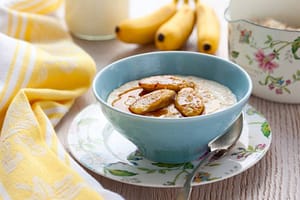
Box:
[56,0,300,199]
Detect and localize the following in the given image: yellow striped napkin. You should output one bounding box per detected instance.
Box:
[0,0,123,199]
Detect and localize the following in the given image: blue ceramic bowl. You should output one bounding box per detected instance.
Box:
[93,51,252,163]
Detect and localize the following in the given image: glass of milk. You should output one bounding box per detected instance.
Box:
[65,0,129,40]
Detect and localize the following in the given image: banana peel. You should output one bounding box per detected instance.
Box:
[155,2,195,50]
[115,1,178,45]
[115,0,221,55]
[195,0,221,54]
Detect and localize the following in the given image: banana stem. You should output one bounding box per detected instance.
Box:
[157,33,165,42]
[173,0,179,4]
[184,0,189,4]
[202,43,212,51]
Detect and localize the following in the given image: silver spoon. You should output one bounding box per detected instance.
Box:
[176,114,244,200]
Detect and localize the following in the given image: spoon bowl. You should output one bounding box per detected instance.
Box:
[176,114,244,200]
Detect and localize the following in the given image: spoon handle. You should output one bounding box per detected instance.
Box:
[176,151,216,200]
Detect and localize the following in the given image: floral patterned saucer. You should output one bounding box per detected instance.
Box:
[67,104,271,188]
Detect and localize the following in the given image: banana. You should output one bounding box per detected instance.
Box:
[155,0,195,50]
[115,1,178,45]
[195,0,221,54]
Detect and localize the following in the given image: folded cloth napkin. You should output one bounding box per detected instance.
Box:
[0,0,124,199]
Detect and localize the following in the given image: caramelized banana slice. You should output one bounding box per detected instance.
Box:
[175,87,204,117]
[129,89,176,115]
[138,75,195,92]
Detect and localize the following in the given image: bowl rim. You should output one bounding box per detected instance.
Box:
[92,51,253,122]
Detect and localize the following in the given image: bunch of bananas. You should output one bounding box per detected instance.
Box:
[115,0,220,54]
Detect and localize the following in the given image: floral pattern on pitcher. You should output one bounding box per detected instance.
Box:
[230,28,300,95]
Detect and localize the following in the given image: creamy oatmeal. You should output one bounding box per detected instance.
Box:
[107,75,237,118]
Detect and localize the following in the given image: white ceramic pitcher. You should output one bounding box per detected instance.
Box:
[225,0,300,103]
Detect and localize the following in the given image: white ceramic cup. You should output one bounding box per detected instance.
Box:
[65,0,129,40]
